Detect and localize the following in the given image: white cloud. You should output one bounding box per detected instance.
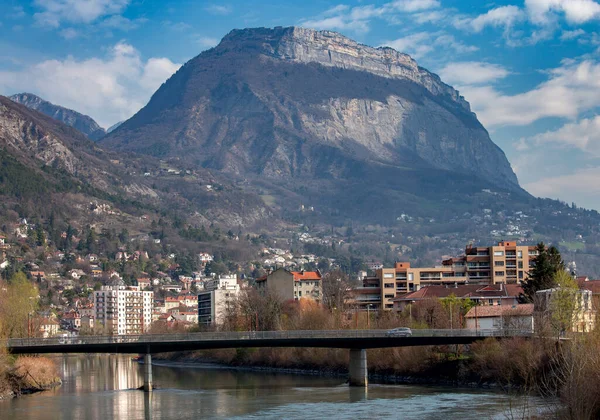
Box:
[383,32,432,57]
[523,167,600,207]
[33,0,130,27]
[382,32,477,59]
[301,0,440,34]
[560,28,586,40]
[301,15,370,33]
[438,62,510,85]
[412,10,446,23]
[162,21,192,31]
[100,15,146,31]
[460,59,600,128]
[59,28,78,39]
[323,5,350,16]
[525,0,600,25]
[391,0,440,12]
[204,4,232,15]
[196,36,220,49]
[454,5,525,32]
[0,42,180,127]
[519,115,600,155]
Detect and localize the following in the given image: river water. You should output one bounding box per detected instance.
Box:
[1,355,547,419]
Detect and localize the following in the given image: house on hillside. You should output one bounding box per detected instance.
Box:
[465,304,534,332]
[255,268,322,302]
[39,318,60,338]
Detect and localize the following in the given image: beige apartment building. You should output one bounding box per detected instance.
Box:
[93,285,154,335]
[350,241,538,311]
[255,268,322,302]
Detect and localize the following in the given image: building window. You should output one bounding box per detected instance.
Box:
[383,273,394,279]
[495,271,504,276]
[517,250,523,258]
[494,251,504,256]
[488,299,493,305]
[408,273,414,281]
[495,261,504,267]
[384,283,394,288]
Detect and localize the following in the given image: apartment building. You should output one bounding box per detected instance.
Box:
[255,268,322,302]
[349,241,537,311]
[197,275,240,325]
[93,285,154,335]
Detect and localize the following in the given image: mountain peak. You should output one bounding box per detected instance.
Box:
[9,93,106,141]
[217,26,470,112]
[103,26,520,212]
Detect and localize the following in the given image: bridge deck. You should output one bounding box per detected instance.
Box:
[6,329,531,354]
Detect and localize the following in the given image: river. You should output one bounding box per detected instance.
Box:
[1,355,547,419]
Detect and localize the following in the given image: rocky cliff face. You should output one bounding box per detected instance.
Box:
[102,27,521,214]
[10,93,106,141]
[222,27,471,111]
[0,96,129,193]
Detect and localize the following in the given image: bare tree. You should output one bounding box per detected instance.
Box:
[321,270,351,312]
[237,289,283,331]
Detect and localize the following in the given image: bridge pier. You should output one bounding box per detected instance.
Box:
[143,353,153,392]
[348,349,368,387]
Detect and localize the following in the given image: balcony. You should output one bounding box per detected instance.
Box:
[354,296,381,302]
[420,276,441,281]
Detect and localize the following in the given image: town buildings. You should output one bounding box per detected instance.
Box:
[197,275,241,325]
[255,268,322,302]
[392,284,523,312]
[350,241,537,311]
[93,285,154,335]
[465,304,534,332]
[534,287,596,332]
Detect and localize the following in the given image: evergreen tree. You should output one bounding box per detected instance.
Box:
[522,242,565,302]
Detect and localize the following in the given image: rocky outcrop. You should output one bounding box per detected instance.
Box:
[10,93,106,140]
[0,96,124,193]
[222,27,471,112]
[102,26,520,196]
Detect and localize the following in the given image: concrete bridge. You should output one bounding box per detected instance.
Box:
[6,329,531,389]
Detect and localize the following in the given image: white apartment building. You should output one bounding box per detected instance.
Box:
[93,285,154,335]
[198,275,240,325]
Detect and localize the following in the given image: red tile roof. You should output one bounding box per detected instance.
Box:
[465,304,533,318]
[291,271,321,281]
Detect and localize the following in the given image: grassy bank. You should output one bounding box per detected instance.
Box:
[0,353,61,399]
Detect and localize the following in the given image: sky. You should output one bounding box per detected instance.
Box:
[1,1,600,209]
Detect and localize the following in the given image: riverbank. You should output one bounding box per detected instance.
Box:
[152,352,502,390]
[0,356,62,399]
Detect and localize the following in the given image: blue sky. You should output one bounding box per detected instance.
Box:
[1,0,600,210]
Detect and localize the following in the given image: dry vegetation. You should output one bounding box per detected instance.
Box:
[0,274,61,398]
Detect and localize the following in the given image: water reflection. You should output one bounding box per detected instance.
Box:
[1,355,546,419]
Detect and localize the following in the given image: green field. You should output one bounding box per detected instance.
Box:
[559,241,585,251]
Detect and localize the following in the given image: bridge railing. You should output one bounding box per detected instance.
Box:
[5,328,533,348]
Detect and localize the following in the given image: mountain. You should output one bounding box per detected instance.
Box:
[107,121,124,133]
[0,95,156,199]
[101,26,524,223]
[9,93,106,141]
[0,95,270,229]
